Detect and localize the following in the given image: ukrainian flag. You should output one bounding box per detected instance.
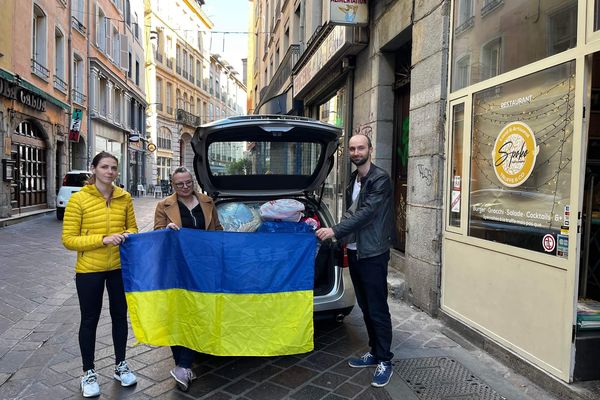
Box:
[120,228,315,356]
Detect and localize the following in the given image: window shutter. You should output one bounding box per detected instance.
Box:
[120,35,129,70]
[105,20,111,57]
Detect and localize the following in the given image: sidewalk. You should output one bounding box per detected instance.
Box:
[0,196,572,399]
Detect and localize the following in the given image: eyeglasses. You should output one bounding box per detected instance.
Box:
[173,180,194,189]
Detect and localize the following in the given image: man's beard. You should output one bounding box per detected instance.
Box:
[351,155,369,166]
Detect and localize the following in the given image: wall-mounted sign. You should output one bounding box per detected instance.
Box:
[492,121,538,188]
[69,108,82,142]
[0,76,46,112]
[147,143,156,152]
[129,131,140,142]
[293,26,347,96]
[326,0,368,26]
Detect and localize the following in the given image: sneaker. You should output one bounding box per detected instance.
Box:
[81,369,100,398]
[371,361,393,387]
[170,366,196,392]
[113,360,137,387]
[348,352,378,368]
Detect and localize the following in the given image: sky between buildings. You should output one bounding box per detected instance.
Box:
[203,0,250,79]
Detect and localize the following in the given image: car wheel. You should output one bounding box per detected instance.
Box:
[56,208,65,221]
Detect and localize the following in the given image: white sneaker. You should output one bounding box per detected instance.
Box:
[113,360,137,387]
[81,369,100,398]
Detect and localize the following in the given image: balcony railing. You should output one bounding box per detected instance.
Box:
[176,65,182,74]
[31,59,50,79]
[167,59,173,68]
[259,44,300,104]
[72,88,86,104]
[167,106,173,115]
[53,75,68,92]
[156,103,163,111]
[71,16,86,34]
[156,53,163,63]
[196,78,202,87]
[455,15,475,35]
[183,71,189,80]
[176,108,201,127]
[481,0,504,17]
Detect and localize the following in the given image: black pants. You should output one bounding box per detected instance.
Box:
[348,249,393,362]
[171,346,197,369]
[75,269,128,372]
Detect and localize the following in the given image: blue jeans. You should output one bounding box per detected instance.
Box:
[348,249,393,362]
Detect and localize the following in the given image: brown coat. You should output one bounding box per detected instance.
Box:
[153,192,223,231]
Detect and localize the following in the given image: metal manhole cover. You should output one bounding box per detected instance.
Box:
[393,357,507,400]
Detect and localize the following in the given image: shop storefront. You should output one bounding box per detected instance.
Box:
[292,24,367,220]
[0,70,69,218]
[442,0,600,383]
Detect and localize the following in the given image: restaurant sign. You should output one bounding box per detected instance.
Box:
[493,121,538,188]
[0,76,47,112]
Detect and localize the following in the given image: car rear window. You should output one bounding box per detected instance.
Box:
[64,173,90,187]
[208,141,322,176]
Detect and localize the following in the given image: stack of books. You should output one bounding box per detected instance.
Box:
[577,299,600,330]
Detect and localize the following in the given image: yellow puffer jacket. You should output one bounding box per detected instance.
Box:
[62,184,138,273]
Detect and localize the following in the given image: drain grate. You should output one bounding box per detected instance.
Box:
[393,357,507,400]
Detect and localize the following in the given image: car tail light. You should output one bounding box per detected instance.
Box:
[62,175,68,186]
[342,244,349,268]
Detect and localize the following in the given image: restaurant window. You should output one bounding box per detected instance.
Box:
[451,0,577,92]
[454,55,470,90]
[468,61,575,254]
[449,103,464,228]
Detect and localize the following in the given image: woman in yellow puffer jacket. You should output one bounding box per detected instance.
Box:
[62,151,138,398]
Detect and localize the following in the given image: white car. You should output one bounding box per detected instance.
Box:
[56,170,91,220]
[192,115,356,321]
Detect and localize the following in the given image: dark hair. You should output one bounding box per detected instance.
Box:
[87,151,119,185]
[171,166,193,180]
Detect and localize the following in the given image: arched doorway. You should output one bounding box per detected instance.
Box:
[10,120,48,212]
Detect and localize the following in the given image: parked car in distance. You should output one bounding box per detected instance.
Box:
[192,115,355,322]
[56,170,91,220]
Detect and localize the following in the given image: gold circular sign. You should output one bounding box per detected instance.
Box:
[147,143,157,152]
[492,121,538,188]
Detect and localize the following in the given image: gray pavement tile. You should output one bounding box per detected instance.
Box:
[422,336,460,348]
[25,331,52,343]
[349,369,374,387]
[8,364,42,380]
[269,365,319,389]
[213,357,268,380]
[12,319,40,331]
[0,350,32,373]
[11,340,44,351]
[291,384,332,400]
[0,328,31,341]
[17,381,74,400]
[244,382,291,400]
[136,357,175,381]
[98,375,154,398]
[311,372,349,390]
[134,346,172,365]
[271,355,302,368]
[185,372,231,398]
[222,377,257,395]
[142,377,177,398]
[328,360,363,378]
[49,356,81,374]
[323,394,348,400]
[334,381,364,398]
[33,322,63,332]
[204,391,233,400]
[354,387,395,399]
[244,364,284,382]
[0,372,10,386]
[300,351,343,370]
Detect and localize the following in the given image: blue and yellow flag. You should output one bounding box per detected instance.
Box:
[120,228,315,356]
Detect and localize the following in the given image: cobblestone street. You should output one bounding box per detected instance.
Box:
[0,197,558,399]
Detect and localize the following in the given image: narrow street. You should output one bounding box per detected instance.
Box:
[0,197,559,400]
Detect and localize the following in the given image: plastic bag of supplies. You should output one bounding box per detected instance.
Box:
[259,199,305,222]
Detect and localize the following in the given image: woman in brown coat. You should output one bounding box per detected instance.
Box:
[153,166,222,391]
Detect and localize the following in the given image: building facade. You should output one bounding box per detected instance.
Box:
[1,0,77,218]
[250,0,600,388]
[145,0,247,190]
[88,0,148,192]
[248,0,442,314]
